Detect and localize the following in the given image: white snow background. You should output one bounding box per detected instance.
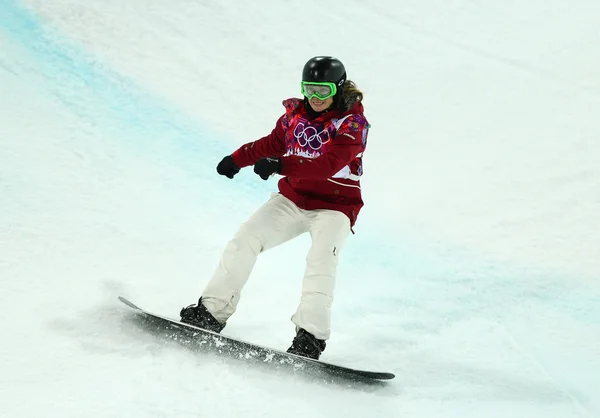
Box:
[1,0,599,417]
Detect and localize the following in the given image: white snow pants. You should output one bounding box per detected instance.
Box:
[202,193,351,340]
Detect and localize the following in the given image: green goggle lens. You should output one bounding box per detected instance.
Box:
[300,81,337,100]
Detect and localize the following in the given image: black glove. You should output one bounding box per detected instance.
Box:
[253,158,281,180]
[216,155,240,179]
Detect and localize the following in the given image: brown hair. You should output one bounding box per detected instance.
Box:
[338,80,364,111]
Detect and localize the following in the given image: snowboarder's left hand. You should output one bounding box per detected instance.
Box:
[253,158,281,180]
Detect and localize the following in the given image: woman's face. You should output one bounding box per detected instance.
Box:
[307,96,334,113]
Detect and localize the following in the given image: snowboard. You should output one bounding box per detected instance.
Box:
[118,296,395,382]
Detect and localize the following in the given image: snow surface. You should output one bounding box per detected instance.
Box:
[1,0,599,416]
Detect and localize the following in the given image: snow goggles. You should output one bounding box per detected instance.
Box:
[300,81,337,100]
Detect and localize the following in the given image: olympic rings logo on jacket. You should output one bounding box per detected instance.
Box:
[293,122,331,151]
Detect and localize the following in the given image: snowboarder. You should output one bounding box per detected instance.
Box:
[180,56,370,360]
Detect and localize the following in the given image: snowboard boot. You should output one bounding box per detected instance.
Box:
[286,328,326,360]
[180,298,226,333]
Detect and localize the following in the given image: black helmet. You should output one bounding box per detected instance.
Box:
[302,56,347,88]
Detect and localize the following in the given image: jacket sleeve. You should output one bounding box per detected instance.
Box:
[279,130,363,179]
[231,115,287,168]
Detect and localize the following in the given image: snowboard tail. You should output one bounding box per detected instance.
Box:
[118,296,395,381]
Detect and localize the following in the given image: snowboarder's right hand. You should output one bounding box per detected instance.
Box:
[216,155,240,179]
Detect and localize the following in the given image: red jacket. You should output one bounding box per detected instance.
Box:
[232,98,369,227]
